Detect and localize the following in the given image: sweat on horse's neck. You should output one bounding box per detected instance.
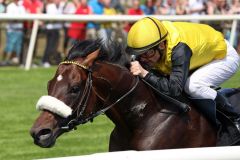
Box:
[104,82,156,130]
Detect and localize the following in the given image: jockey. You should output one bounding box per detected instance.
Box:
[126,17,240,130]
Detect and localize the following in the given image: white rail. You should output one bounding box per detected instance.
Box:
[1,14,240,21]
[0,14,238,70]
[40,146,240,160]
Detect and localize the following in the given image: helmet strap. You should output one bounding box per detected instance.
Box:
[154,45,165,61]
[159,41,166,50]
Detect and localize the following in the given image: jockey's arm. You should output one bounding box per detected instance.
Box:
[143,43,192,97]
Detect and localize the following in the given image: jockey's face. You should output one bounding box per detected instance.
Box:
[138,42,165,69]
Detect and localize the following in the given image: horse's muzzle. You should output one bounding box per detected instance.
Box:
[30,128,56,148]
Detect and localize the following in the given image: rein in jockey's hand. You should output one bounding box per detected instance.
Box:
[130,61,149,78]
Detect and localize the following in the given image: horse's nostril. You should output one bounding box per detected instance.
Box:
[37,129,52,141]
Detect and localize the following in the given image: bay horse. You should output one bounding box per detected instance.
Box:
[30,39,239,150]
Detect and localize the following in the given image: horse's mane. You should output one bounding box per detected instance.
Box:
[66,39,130,67]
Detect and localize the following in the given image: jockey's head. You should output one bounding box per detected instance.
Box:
[126,17,168,67]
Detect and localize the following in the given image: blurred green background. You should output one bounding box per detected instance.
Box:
[0,67,239,160]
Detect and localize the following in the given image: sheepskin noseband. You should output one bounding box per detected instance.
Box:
[36,95,72,118]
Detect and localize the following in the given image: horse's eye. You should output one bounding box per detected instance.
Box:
[69,86,80,94]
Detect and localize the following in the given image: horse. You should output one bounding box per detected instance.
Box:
[30,39,239,150]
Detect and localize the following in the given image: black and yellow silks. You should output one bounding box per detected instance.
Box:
[126,17,227,75]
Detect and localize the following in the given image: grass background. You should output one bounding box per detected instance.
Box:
[0,67,239,160]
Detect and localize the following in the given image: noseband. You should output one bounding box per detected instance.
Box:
[59,61,139,131]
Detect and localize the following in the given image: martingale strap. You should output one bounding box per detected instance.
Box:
[59,61,88,70]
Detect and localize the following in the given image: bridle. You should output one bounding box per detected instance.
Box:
[59,61,139,131]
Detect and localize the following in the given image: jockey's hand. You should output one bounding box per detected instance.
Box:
[130,61,149,78]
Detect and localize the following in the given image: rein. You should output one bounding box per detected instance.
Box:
[141,79,191,113]
[59,61,139,131]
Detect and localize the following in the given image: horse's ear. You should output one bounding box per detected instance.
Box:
[83,49,100,67]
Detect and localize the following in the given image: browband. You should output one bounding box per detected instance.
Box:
[60,61,88,70]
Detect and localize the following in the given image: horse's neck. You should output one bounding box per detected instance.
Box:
[96,63,170,130]
[105,80,166,131]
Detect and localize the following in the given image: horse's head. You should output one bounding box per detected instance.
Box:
[30,40,133,148]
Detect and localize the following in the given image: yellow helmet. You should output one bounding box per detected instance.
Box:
[126,17,168,56]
